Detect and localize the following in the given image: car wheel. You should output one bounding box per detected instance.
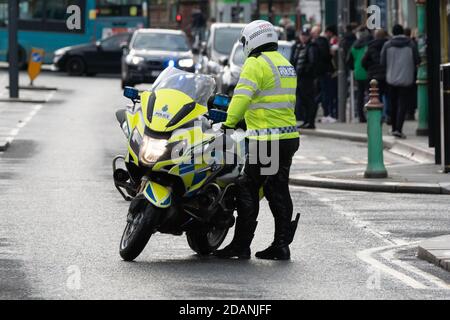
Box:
[66,56,86,76]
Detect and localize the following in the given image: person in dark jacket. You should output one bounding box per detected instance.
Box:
[312,25,334,122]
[404,27,418,120]
[341,24,357,62]
[291,28,319,129]
[362,29,389,122]
[347,26,373,123]
[325,25,339,120]
[381,24,420,139]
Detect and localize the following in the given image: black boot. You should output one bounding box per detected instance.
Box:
[255,222,291,260]
[256,214,300,261]
[214,219,257,259]
[255,244,291,260]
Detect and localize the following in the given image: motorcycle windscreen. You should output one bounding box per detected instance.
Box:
[144,89,208,133]
[141,67,214,132]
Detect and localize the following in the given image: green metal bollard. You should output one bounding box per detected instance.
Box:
[365,80,388,179]
[416,0,429,136]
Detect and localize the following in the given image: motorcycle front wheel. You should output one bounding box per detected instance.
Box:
[119,203,160,261]
[186,227,229,256]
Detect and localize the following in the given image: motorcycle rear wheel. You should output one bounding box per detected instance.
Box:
[119,204,160,261]
[186,227,229,256]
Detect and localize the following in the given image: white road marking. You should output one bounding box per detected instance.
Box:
[5,104,44,144]
[293,155,394,167]
[382,247,450,290]
[297,188,450,290]
[340,156,359,164]
[357,244,428,290]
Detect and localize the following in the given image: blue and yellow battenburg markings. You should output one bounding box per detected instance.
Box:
[143,181,171,208]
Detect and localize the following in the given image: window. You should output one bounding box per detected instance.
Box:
[96,0,143,17]
[101,32,130,50]
[16,0,86,33]
[131,33,189,52]
[0,1,7,27]
[19,0,44,20]
[45,0,71,21]
[214,27,242,55]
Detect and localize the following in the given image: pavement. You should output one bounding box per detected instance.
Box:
[1,70,450,299]
[418,236,450,273]
[291,120,450,195]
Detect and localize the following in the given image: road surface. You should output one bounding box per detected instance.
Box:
[0,71,449,299]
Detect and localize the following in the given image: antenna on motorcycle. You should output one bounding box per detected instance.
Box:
[123,87,140,105]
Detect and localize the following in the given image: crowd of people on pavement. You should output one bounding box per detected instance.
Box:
[290,23,420,139]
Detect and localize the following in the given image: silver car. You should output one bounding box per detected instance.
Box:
[217,40,295,95]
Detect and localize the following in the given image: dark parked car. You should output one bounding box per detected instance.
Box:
[53,32,132,76]
[121,29,195,88]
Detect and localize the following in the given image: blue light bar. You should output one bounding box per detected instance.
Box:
[123,86,139,101]
[209,109,228,123]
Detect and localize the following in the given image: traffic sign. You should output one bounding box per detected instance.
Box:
[27,48,44,85]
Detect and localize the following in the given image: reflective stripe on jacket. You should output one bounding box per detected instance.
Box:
[224,51,299,141]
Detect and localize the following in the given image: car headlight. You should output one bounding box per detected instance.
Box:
[126,55,145,65]
[54,48,68,56]
[139,134,168,166]
[178,58,194,68]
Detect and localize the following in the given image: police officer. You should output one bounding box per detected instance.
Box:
[214,20,300,260]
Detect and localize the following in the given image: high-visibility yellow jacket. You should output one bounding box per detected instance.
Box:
[224,50,299,141]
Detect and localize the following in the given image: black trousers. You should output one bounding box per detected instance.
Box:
[235,138,300,243]
[388,85,413,133]
[296,78,316,124]
[356,80,368,122]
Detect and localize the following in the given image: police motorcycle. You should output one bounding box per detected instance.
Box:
[113,67,246,261]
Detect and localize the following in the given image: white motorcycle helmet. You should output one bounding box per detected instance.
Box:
[240,20,279,58]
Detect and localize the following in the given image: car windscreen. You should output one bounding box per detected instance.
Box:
[213,27,243,55]
[152,67,215,106]
[132,33,190,51]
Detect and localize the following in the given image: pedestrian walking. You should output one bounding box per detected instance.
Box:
[279,14,296,41]
[347,26,373,123]
[215,20,300,260]
[191,8,206,50]
[291,27,319,129]
[381,24,420,139]
[404,27,418,121]
[341,24,357,61]
[312,25,335,124]
[362,29,389,122]
[325,25,339,120]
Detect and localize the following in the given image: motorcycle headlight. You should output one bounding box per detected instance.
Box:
[178,58,194,68]
[126,55,145,65]
[139,135,168,166]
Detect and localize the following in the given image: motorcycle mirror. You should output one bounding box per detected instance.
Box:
[123,86,139,101]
